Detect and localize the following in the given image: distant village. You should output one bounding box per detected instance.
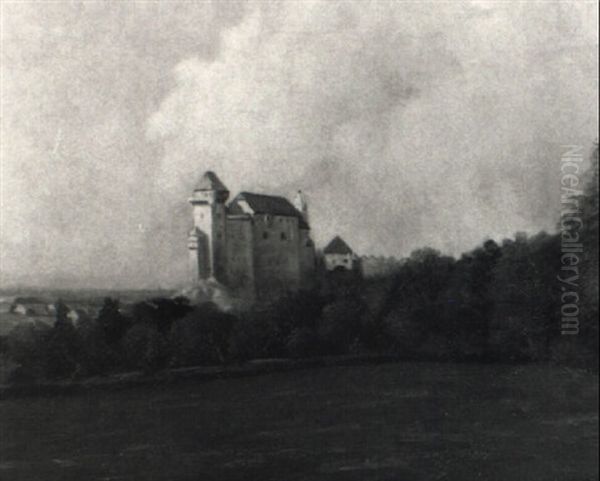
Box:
[0,289,169,337]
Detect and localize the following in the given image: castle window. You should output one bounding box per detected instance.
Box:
[280,232,287,241]
[263,232,269,240]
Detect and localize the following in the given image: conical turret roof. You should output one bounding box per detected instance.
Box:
[195,171,229,192]
[323,236,354,255]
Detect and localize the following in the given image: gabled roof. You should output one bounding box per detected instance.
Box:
[324,236,354,255]
[195,171,229,192]
[229,192,309,229]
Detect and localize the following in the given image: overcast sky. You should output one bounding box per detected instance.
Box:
[1,1,598,289]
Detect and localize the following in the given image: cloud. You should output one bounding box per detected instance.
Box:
[148,1,598,262]
[1,1,244,288]
[147,3,461,191]
[1,1,598,288]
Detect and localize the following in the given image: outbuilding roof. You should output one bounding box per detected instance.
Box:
[323,236,354,255]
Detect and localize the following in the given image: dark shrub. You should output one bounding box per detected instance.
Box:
[318,298,363,354]
[383,307,427,357]
[269,289,330,337]
[97,297,130,345]
[229,309,285,361]
[120,324,169,373]
[6,321,52,382]
[132,297,193,334]
[286,327,320,358]
[169,302,235,367]
[77,318,122,376]
[43,300,82,379]
[44,324,80,379]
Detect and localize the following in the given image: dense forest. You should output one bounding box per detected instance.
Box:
[3,146,598,383]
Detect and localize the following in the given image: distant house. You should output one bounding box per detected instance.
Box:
[11,304,29,315]
[10,297,52,316]
[323,236,357,271]
[0,297,15,314]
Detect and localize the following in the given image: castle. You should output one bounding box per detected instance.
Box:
[187,172,316,300]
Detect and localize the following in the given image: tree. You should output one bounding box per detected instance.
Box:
[378,248,455,356]
[54,299,71,328]
[286,327,319,359]
[269,289,329,337]
[97,297,130,345]
[441,239,502,359]
[6,321,52,382]
[318,297,364,354]
[45,299,81,379]
[131,297,193,334]
[120,323,169,373]
[169,302,235,366]
[571,143,599,365]
[488,233,560,361]
[229,308,285,361]
[77,316,121,376]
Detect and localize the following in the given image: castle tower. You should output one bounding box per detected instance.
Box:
[293,190,309,224]
[188,171,229,283]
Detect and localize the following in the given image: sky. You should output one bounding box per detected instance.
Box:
[1,0,598,289]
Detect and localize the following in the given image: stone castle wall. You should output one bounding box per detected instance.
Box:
[251,214,302,299]
[225,217,255,299]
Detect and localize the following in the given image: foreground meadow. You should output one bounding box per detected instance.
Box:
[0,362,597,481]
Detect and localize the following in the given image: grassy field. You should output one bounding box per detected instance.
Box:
[0,362,597,481]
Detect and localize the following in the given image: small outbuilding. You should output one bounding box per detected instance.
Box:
[323,236,357,271]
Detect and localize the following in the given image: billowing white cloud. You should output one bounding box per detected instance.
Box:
[148,1,598,262]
